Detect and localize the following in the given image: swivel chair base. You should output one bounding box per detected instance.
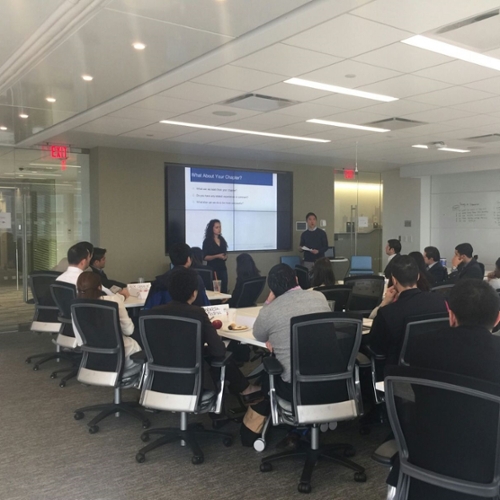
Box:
[136,412,233,465]
[260,425,366,494]
[74,400,150,434]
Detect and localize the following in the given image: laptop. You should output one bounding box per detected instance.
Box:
[324,246,335,259]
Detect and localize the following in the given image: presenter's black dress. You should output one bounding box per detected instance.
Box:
[202,237,228,293]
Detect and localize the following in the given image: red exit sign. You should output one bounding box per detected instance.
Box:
[344,169,355,179]
[50,145,68,159]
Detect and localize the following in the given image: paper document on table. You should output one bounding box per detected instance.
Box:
[301,246,313,252]
[203,304,229,320]
[235,314,256,328]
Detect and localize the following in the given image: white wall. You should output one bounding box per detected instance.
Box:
[381,169,422,261]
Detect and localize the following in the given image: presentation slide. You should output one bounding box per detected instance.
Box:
[185,167,277,250]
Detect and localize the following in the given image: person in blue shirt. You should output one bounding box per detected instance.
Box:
[144,243,210,309]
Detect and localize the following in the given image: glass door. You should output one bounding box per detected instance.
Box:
[334,171,383,275]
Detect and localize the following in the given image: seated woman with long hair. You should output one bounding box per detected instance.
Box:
[311,257,336,289]
[487,258,500,290]
[76,272,141,369]
[228,253,261,308]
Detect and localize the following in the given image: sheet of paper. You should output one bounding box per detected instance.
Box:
[0,213,11,229]
[358,216,369,228]
[301,246,313,252]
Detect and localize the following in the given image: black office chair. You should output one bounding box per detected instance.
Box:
[260,312,366,494]
[232,276,266,308]
[25,271,64,369]
[48,282,81,387]
[135,314,233,465]
[344,275,385,316]
[72,299,150,433]
[385,365,500,500]
[430,283,454,298]
[195,267,214,291]
[295,265,310,289]
[315,285,352,312]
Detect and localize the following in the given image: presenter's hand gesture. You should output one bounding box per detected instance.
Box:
[311,249,319,255]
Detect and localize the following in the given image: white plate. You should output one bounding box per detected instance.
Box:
[219,325,249,333]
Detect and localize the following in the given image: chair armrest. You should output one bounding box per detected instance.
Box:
[356,352,372,368]
[371,439,398,467]
[263,356,283,376]
[130,351,146,364]
[364,344,387,361]
[208,351,233,368]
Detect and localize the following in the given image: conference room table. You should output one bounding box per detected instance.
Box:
[124,290,232,309]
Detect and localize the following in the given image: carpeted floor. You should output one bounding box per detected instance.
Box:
[1,329,390,500]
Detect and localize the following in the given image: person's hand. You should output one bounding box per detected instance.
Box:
[311,249,319,255]
[451,253,462,268]
[380,286,397,307]
[265,291,276,304]
[265,341,273,352]
[487,271,495,280]
[119,288,130,299]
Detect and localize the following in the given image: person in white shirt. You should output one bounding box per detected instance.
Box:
[75,272,141,369]
[57,242,129,299]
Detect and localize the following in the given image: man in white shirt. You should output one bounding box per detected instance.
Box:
[383,239,402,279]
[57,242,129,299]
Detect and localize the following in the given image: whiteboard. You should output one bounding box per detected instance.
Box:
[431,191,500,270]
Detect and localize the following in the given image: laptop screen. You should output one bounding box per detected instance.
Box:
[324,247,335,259]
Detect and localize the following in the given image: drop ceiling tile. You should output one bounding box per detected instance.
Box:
[164,112,241,126]
[134,95,207,114]
[222,113,303,131]
[159,83,242,103]
[284,14,411,58]
[350,0,500,34]
[169,129,246,144]
[74,116,153,135]
[265,122,332,136]
[464,76,500,94]
[300,60,402,89]
[207,134,275,148]
[276,102,345,119]
[107,0,311,37]
[192,65,286,92]
[255,82,330,101]
[177,104,262,120]
[356,74,451,99]
[321,109,391,124]
[362,100,436,116]
[232,43,341,77]
[119,124,190,140]
[414,60,500,85]
[443,114,500,130]
[311,93,378,110]
[109,106,174,123]
[402,107,474,123]
[353,42,451,73]
[451,95,500,114]
[410,87,495,106]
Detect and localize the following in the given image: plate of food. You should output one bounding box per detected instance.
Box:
[220,322,249,333]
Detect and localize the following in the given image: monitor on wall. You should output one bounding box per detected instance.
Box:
[165,163,293,253]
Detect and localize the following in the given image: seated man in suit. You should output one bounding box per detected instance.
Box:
[365,255,448,366]
[423,246,447,285]
[144,243,209,309]
[384,239,402,280]
[148,267,260,401]
[448,242,484,282]
[386,277,500,499]
[90,247,127,290]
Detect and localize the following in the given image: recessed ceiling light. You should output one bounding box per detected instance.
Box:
[284,78,398,102]
[82,75,93,81]
[0,126,7,131]
[307,118,390,133]
[438,147,470,153]
[345,74,356,78]
[402,35,500,71]
[19,113,29,119]
[412,144,428,149]
[46,97,56,103]
[159,120,330,143]
[132,42,146,50]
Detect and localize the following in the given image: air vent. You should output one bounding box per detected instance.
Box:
[463,133,500,143]
[363,117,426,131]
[220,94,299,112]
[433,9,500,52]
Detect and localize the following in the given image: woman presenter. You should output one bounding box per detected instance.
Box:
[202,219,229,293]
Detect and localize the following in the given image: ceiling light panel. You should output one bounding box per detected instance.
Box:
[307,119,390,133]
[438,147,470,153]
[284,78,398,102]
[159,120,330,142]
[402,35,500,71]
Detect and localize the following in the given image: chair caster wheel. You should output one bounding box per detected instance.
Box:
[142,420,150,429]
[88,425,99,434]
[260,462,272,472]
[359,426,371,435]
[136,453,146,463]
[298,482,312,494]
[33,365,39,371]
[59,382,66,388]
[354,472,367,482]
[25,358,31,364]
[344,448,356,457]
[140,433,150,442]
[50,373,57,379]
[223,437,233,447]
[192,455,204,465]
[74,412,84,420]
[253,438,266,452]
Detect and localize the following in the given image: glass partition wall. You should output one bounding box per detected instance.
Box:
[0,146,90,332]
[334,171,383,276]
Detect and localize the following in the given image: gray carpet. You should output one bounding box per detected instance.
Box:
[1,330,390,500]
